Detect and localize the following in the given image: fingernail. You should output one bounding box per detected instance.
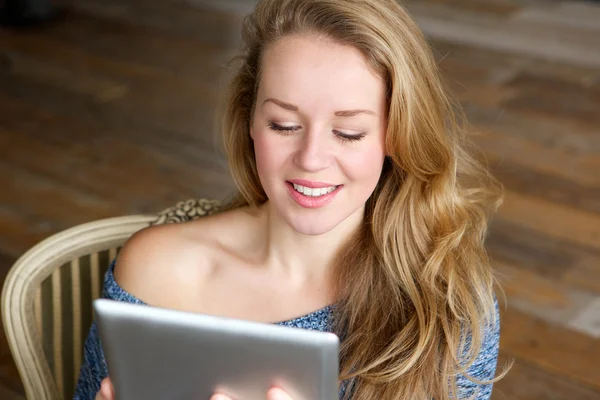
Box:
[100,380,110,395]
[268,387,288,400]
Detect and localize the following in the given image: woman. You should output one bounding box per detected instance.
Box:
[76,0,506,399]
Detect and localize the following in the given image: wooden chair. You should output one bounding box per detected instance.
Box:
[1,199,221,400]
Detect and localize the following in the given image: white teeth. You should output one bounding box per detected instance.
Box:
[292,183,337,197]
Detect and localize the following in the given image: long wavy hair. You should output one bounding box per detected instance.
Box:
[220,0,506,398]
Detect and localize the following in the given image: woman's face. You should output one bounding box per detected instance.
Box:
[251,34,387,236]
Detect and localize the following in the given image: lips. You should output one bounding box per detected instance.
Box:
[291,183,338,197]
[287,179,339,189]
[286,181,342,209]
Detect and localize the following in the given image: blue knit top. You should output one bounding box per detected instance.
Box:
[74,261,500,399]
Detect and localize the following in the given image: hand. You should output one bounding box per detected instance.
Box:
[211,387,294,400]
[94,377,294,400]
[94,377,115,400]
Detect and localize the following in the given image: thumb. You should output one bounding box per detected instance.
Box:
[100,377,115,399]
[267,387,293,400]
[211,395,233,400]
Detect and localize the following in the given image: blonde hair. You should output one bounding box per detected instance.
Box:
[221,0,506,398]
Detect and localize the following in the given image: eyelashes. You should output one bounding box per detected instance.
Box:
[336,131,367,142]
[267,121,366,142]
[268,122,301,134]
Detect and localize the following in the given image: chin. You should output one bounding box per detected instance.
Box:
[284,205,363,237]
[267,186,367,236]
[288,217,340,236]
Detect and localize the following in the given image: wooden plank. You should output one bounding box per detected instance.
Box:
[500,306,600,391]
[432,43,521,108]
[0,242,30,398]
[0,103,227,224]
[0,44,223,138]
[563,261,600,297]
[0,250,18,394]
[431,37,599,88]
[0,317,24,396]
[468,117,600,187]
[0,384,23,400]
[494,260,596,329]
[0,28,165,80]
[454,83,518,109]
[2,50,128,102]
[490,160,600,216]
[488,219,600,297]
[407,1,600,68]
[492,355,600,400]
[466,106,600,192]
[408,0,521,16]
[0,81,234,206]
[498,190,600,252]
[0,31,228,96]
[0,124,233,211]
[72,0,243,47]
[436,48,520,88]
[16,7,240,78]
[504,73,600,127]
[183,0,258,16]
[488,219,577,279]
[0,251,16,293]
[0,206,54,259]
[496,259,576,310]
[466,90,600,155]
[511,2,600,33]
[0,161,119,228]
[0,77,230,175]
[569,297,600,339]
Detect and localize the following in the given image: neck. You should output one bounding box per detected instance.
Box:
[255,201,363,284]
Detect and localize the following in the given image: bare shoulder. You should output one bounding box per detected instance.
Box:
[113,206,258,309]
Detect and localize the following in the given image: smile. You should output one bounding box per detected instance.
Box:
[292,183,338,197]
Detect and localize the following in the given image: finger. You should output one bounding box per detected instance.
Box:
[100,378,115,399]
[210,394,233,400]
[267,387,293,400]
[95,379,109,400]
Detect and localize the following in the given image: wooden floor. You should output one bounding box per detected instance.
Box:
[1,0,599,398]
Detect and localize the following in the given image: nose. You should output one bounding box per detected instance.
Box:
[293,130,333,172]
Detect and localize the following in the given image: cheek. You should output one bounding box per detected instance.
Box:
[343,145,386,184]
[253,133,289,178]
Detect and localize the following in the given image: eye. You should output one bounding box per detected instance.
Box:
[268,122,367,142]
[268,121,300,135]
[334,130,367,143]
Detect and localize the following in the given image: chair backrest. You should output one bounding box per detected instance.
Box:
[1,199,222,400]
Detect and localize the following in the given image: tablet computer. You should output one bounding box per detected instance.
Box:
[94,299,340,400]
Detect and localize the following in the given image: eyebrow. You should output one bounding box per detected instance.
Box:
[262,98,377,117]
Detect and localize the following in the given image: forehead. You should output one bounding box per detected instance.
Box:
[258,35,386,112]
